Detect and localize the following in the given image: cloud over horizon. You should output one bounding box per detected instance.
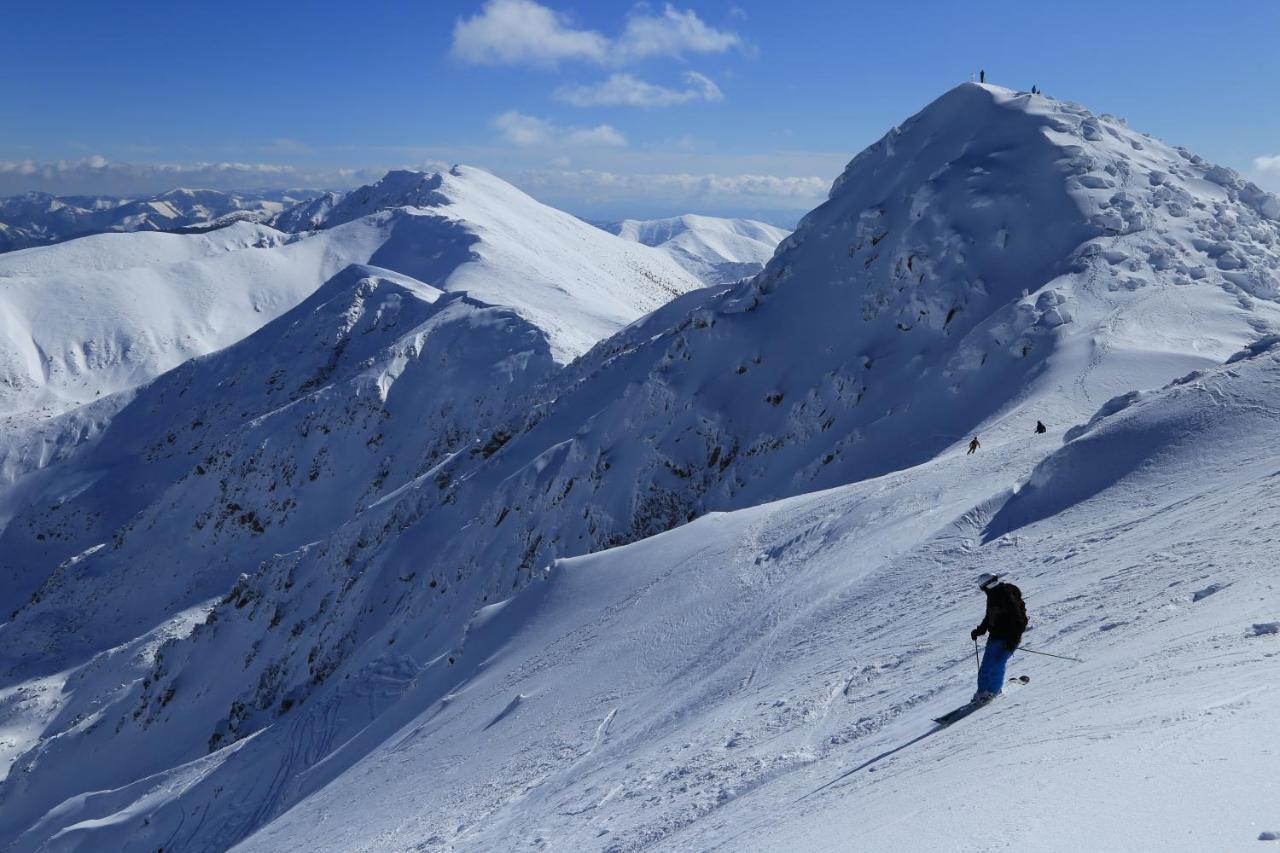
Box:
[554,72,723,108]
[492,112,629,147]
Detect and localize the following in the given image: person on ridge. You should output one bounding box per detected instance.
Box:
[967,436,981,455]
[1035,420,1047,434]
[980,69,986,83]
[970,573,1028,703]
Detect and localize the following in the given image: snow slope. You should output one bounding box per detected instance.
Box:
[0,219,359,419]
[1,85,1279,852]
[235,337,1280,853]
[603,214,790,286]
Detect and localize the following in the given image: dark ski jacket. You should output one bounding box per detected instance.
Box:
[975,582,1028,648]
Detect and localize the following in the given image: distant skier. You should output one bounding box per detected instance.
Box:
[967,436,980,455]
[1035,420,1047,434]
[1031,84,1040,95]
[970,573,1028,703]
[980,69,986,84]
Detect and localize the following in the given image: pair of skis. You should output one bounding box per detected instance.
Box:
[931,675,1030,726]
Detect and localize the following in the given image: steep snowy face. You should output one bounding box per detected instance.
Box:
[419,82,1280,577]
[604,214,791,285]
[0,262,556,667]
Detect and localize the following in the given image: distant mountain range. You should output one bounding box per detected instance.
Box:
[0,188,325,253]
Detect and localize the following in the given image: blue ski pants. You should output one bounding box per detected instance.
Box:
[977,637,1015,694]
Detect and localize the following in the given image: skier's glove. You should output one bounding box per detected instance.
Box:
[970,628,981,641]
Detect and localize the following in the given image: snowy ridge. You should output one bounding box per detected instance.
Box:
[1,85,1279,851]
[271,166,706,361]
[603,214,790,285]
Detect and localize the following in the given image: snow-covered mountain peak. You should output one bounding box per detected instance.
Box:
[274,166,705,362]
[604,213,790,286]
[280,169,450,230]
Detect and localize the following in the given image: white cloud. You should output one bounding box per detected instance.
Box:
[1255,154,1280,172]
[555,72,723,108]
[451,0,608,67]
[615,5,742,62]
[494,111,628,147]
[451,1,743,68]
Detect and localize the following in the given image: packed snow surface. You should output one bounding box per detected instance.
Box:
[603,214,790,286]
[1,84,1279,852]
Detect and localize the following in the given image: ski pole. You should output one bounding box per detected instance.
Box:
[1017,647,1083,663]
[973,638,980,671]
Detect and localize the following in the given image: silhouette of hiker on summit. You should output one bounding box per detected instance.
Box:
[1035,420,1047,434]
[967,436,981,455]
[980,69,986,83]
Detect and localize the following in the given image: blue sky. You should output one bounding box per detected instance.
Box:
[3,0,1279,222]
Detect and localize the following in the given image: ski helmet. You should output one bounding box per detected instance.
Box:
[977,572,999,590]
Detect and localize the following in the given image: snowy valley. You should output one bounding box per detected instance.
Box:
[0,83,1278,853]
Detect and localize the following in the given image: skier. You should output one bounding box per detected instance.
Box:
[980,69,986,83]
[970,573,1028,703]
[1035,420,1047,434]
[967,436,980,455]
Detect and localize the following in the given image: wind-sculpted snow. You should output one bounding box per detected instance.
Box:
[3,85,1280,851]
[603,214,791,286]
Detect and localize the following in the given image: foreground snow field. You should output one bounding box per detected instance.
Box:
[239,340,1280,853]
[1,84,1279,852]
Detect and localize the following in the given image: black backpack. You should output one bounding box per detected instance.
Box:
[989,583,1029,643]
